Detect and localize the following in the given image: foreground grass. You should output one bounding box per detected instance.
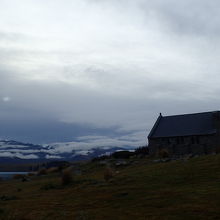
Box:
[0,155,220,220]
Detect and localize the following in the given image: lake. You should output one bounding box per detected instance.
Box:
[0,172,28,180]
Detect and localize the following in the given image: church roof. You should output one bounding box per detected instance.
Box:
[148,111,218,138]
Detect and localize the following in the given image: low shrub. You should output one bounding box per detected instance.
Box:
[13,174,29,182]
[61,168,73,185]
[158,149,169,158]
[0,208,4,214]
[13,174,26,180]
[46,167,59,174]
[0,195,18,201]
[92,155,110,162]
[215,147,220,154]
[45,161,70,170]
[112,151,135,159]
[104,167,114,182]
[27,172,35,176]
[135,146,149,156]
[41,182,56,190]
[37,168,47,176]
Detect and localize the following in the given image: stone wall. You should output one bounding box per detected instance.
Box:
[148,134,218,156]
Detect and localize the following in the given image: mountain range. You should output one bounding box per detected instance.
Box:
[0,140,134,163]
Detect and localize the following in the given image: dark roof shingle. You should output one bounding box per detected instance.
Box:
[148,111,217,138]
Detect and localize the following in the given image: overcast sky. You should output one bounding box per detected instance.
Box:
[1,0,220,147]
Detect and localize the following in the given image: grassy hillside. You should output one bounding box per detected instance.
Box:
[0,154,220,220]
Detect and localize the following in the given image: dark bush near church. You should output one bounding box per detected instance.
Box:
[111,151,135,159]
[135,146,149,156]
[91,155,110,162]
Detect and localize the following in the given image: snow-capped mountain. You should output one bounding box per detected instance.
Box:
[0,140,134,163]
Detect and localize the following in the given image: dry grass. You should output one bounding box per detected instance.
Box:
[0,155,220,219]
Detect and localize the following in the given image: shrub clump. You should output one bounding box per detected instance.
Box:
[215,147,220,154]
[13,174,24,179]
[46,167,59,174]
[37,168,47,176]
[13,174,26,180]
[0,195,18,201]
[13,174,29,182]
[104,167,114,182]
[41,182,56,190]
[112,151,134,159]
[135,146,149,156]
[158,149,169,158]
[27,172,35,177]
[61,167,73,185]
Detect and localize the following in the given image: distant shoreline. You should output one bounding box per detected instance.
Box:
[0,172,28,180]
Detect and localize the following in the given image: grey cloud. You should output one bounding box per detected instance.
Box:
[149,1,220,37]
[0,69,220,145]
[0,31,30,42]
[1,0,220,146]
[97,0,220,37]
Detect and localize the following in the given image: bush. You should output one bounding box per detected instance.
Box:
[135,146,149,156]
[0,208,4,214]
[41,182,56,190]
[92,155,110,162]
[45,161,70,170]
[112,151,135,159]
[104,167,114,182]
[46,167,59,174]
[27,172,35,177]
[215,147,220,154]
[158,149,169,158]
[37,168,47,176]
[13,174,26,180]
[0,195,18,201]
[61,168,73,185]
[13,174,29,182]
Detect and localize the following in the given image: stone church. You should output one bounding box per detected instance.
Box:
[148,111,220,156]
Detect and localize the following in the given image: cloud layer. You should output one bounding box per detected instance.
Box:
[1,0,220,146]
